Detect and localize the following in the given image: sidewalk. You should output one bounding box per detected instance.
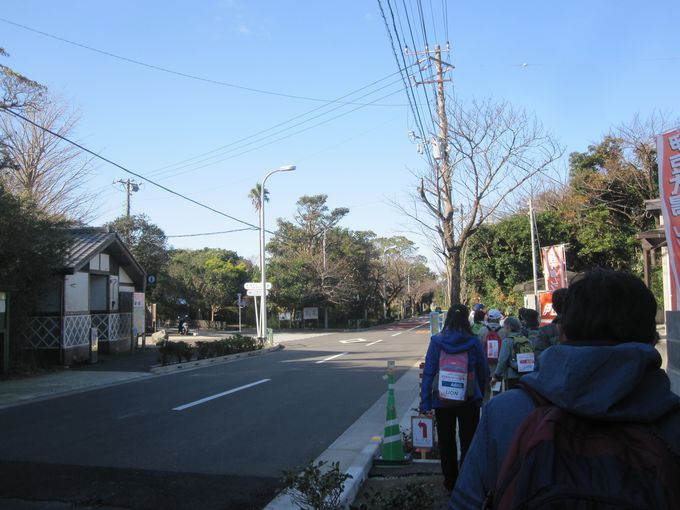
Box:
[0,348,158,409]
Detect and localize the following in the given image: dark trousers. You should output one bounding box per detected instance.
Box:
[435,404,481,491]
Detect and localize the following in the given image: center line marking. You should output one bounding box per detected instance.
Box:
[391,332,402,337]
[366,339,383,346]
[316,352,348,364]
[172,379,271,411]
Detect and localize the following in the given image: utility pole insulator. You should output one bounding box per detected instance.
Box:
[115,178,142,218]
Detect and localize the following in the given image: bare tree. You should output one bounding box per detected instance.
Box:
[0,94,95,221]
[0,48,44,111]
[403,98,563,304]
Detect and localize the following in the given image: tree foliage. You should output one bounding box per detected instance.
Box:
[105,214,169,280]
[464,113,674,309]
[166,248,252,321]
[267,195,434,324]
[0,184,71,365]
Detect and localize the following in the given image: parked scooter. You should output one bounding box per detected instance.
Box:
[178,315,190,335]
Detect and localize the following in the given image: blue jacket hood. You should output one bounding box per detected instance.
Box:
[419,330,490,411]
[522,342,679,421]
[430,330,480,353]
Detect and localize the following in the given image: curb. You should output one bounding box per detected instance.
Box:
[149,344,284,375]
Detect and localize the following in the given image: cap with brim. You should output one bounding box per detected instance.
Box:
[487,309,502,320]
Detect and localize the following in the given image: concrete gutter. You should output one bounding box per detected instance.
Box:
[264,361,422,509]
[149,344,284,375]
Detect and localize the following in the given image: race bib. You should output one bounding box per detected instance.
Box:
[516,352,535,373]
[439,369,467,401]
[487,339,499,359]
[438,352,468,401]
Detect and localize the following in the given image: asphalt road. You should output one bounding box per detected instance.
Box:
[0,320,430,510]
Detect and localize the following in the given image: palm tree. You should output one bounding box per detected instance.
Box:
[248,182,269,211]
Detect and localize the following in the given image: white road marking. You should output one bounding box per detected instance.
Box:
[172,379,271,411]
[316,352,348,364]
[391,322,428,336]
[366,339,383,346]
[339,338,367,344]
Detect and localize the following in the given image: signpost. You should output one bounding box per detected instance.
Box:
[244,282,273,337]
[246,288,270,297]
[236,293,246,332]
[244,282,272,290]
[411,416,434,459]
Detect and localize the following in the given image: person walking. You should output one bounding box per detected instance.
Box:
[450,269,680,509]
[420,303,489,493]
[490,316,534,391]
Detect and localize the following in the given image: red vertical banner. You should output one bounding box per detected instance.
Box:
[657,128,680,310]
[539,292,557,325]
[541,244,567,291]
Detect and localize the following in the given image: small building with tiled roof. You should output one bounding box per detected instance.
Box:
[22,227,146,365]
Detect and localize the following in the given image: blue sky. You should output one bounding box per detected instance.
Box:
[2,1,679,268]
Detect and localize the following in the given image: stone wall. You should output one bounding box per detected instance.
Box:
[665,311,680,396]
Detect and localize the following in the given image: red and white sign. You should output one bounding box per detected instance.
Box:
[541,244,567,291]
[658,128,680,310]
[539,292,558,325]
[411,416,434,449]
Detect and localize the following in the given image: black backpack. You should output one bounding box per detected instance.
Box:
[489,384,680,510]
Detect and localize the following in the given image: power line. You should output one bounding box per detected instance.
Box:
[156,86,409,183]
[167,227,256,238]
[380,0,434,165]
[1,107,262,231]
[0,16,403,107]
[147,78,408,181]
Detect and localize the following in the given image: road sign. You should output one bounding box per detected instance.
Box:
[244,282,273,290]
[411,416,434,449]
[246,288,270,297]
[146,274,157,286]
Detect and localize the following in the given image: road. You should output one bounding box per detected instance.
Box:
[0,319,430,510]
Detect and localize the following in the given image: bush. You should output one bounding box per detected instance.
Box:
[158,335,258,365]
[351,482,436,510]
[282,461,352,510]
[157,340,193,365]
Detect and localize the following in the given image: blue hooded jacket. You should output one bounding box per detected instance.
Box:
[420,329,490,411]
[450,342,680,509]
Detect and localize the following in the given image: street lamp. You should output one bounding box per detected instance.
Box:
[382,245,397,320]
[259,164,296,342]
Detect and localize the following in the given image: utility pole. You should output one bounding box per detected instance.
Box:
[406,43,455,301]
[529,199,540,310]
[114,179,141,218]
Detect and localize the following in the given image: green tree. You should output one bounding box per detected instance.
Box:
[248,182,269,211]
[267,195,351,324]
[105,214,169,281]
[0,184,71,367]
[167,248,252,322]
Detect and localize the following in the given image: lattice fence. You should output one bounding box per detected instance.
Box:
[21,316,61,349]
[63,314,91,348]
[91,313,110,341]
[110,313,131,341]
